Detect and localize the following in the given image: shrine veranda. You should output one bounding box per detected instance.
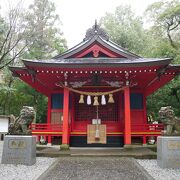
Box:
[9,23,180,147]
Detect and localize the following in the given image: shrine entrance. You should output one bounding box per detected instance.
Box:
[70,92,124,147]
[10,22,179,148]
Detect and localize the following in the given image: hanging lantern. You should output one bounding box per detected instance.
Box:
[93,96,99,106]
[87,95,91,105]
[101,95,106,105]
[108,94,114,103]
[79,94,84,103]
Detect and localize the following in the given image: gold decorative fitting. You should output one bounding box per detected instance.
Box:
[79,95,84,103]
[108,94,114,103]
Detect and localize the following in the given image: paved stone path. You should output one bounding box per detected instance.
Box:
[38,157,153,180]
[0,141,3,156]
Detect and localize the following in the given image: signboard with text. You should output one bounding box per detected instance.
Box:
[0,116,9,133]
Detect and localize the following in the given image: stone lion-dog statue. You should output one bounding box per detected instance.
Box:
[159,106,180,136]
[8,106,36,135]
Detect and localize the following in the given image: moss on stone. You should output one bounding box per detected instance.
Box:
[60,144,69,150]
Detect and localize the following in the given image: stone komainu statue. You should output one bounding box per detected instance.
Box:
[159,106,180,136]
[8,106,36,135]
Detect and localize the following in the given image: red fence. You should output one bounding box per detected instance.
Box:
[31,123,164,145]
[131,123,164,132]
[31,123,163,133]
[31,123,62,132]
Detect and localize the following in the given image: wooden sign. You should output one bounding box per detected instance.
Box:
[87,124,106,144]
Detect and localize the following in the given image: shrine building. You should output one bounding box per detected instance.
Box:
[10,23,180,148]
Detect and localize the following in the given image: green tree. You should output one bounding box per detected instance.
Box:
[147,77,180,118]
[146,0,180,63]
[100,5,149,56]
[17,0,67,122]
[100,2,180,118]
[0,0,67,123]
[145,0,180,118]
[0,3,30,69]
[24,0,67,59]
[10,80,47,123]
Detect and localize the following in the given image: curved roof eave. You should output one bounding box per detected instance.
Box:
[168,64,180,69]
[22,57,172,68]
[167,64,180,74]
[53,35,140,60]
[9,66,28,77]
[9,66,27,71]
[53,39,89,59]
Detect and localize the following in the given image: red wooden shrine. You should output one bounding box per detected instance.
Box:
[10,23,180,147]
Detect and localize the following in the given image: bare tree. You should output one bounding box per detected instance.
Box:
[0,1,31,69]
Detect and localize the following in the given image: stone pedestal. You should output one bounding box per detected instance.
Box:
[1,135,36,165]
[157,136,180,168]
[60,144,69,150]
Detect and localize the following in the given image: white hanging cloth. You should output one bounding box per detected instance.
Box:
[101,95,106,105]
[87,95,91,105]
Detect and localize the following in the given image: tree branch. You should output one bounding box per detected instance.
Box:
[0,44,28,70]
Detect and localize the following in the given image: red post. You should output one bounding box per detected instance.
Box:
[143,94,147,123]
[47,96,51,124]
[143,135,146,145]
[47,96,52,145]
[48,135,52,144]
[62,88,70,145]
[124,86,131,145]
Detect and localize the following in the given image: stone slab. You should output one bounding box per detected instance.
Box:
[157,136,180,168]
[1,135,36,165]
[38,157,153,180]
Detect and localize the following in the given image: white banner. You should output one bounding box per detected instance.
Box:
[0,117,9,133]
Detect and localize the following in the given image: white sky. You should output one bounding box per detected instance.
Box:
[0,0,158,48]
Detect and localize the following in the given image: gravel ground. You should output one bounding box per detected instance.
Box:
[0,141,56,180]
[1,140,180,180]
[137,160,180,180]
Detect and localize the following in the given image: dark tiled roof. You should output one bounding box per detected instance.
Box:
[22,57,173,68]
[53,36,140,59]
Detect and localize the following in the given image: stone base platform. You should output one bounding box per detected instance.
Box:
[1,135,36,165]
[157,136,180,168]
[36,145,157,159]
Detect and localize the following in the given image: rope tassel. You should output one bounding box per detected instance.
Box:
[93,96,99,106]
[108,94,114,103]
[87,95,91,105]
[79,94,84,103]
[101,95,106,105]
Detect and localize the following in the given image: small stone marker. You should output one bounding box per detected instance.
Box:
[157,136,180,168]
[1,135,36,165]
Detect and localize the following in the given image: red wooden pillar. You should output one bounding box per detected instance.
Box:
[47,96,52,145]
[124,86,131,145]
[47,96,51,124]
[143,94,147,123]
[48,135,52,144]
[62,88,70,145]
[143,135,147,145]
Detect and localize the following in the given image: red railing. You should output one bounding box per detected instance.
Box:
[31,123,163,133]
[131,123,164,132]
[31,123,62,131]
[30,123,164,144]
